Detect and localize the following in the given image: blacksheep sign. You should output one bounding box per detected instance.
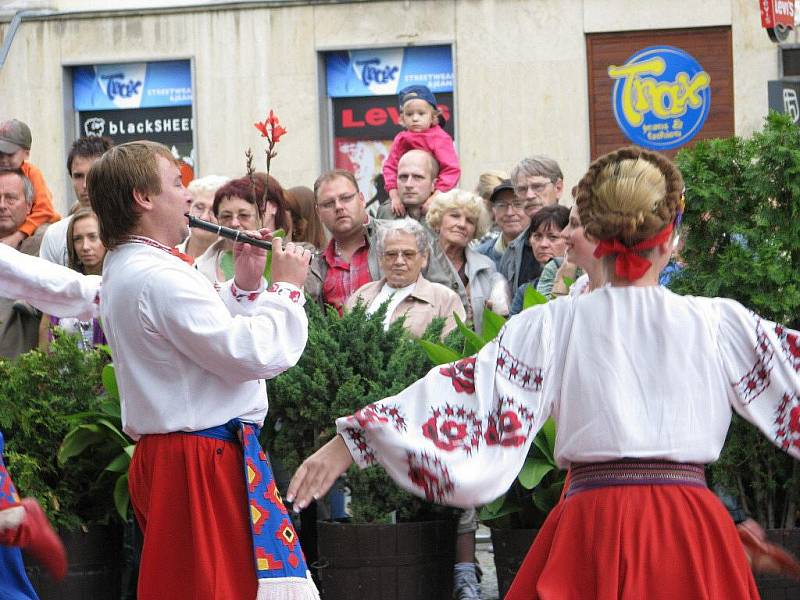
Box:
[79,106,193,157]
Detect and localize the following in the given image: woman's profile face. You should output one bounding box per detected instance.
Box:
[562,205,597,270]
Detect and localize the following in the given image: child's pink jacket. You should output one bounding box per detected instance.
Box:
[382,125,460,192]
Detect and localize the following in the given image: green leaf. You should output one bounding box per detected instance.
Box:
[562,276,575,291]
[481,309,506,342]
[454,312,486,355]
[219,251,235,280]
[124,444,135,458]
[104,452,131,473]
[532,418,557,465]
[478,495,521,521]
[101,364,119,402]
[263,228,286,281]
[417,339,462,365]
[58,425,105,464]
[113,473,130,520]
[517,457,554,489]
[94,418,130,446]
[523,286,549,309]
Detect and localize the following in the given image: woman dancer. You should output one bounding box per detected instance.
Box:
[288,147,800,598]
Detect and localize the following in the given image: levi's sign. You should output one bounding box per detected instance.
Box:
[608,46,711,150]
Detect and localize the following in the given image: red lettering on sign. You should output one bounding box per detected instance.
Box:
[342,110,365,128]
[365,108,387,126]
[437,104,451,122]
[386,107,401,125]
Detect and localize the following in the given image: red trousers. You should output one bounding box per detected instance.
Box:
[129,433,257,599]
[506,484,759,599]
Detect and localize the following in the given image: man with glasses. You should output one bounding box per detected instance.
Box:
[306,168,454,314]
[475,179,532,271]
[511,155,564,217]
[496,156,565,290]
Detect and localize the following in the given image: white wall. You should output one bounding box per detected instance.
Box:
[0,0,780,213]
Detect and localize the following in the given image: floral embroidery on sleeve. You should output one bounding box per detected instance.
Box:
[496,344,544,391]
[230,282,262,303]
[267,283,305,306]
[774,325,800,372]
[439,357,475,393]
[774,393,800,451]
[733,319,774,404]
[406,450,454,502]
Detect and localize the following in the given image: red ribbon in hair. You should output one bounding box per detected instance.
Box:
[593,223,673,281]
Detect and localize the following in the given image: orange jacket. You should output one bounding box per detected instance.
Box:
[19,161,60,237]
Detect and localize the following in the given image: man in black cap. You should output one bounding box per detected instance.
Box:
[475,179,532,272]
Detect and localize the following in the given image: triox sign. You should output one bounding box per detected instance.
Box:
[608,46,711,151]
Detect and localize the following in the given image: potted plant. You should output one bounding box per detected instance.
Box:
[266,298,461,599]
[418,290,567,597]
[672,112,800,595]
[0,334,124,598]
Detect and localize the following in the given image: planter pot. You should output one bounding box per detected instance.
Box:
[753,528,800,600]
[25,524,122,600]
[490,527,537,599]
[316,520,455,600]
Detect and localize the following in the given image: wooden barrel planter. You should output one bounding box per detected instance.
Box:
[315,520,455,600]
[25,524,122,599]
[490,527,537,599]
[754,528,800,600]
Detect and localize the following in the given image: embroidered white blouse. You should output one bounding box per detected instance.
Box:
[101,241,308,440]
[336,285,800,508]
[0,242,100,319]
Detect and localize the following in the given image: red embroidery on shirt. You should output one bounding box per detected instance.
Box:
[774,324,800,372]
[733,319,774,404]
[343,427,375,464]
[439,357,476,394]
[774,392,800,451]
[407,450,454,502]
[496,344,544,391]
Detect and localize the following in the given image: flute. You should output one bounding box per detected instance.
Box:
[185,214,272,250]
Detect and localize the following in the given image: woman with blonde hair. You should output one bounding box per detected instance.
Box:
[425,188,509,333]
[289,147,800,599]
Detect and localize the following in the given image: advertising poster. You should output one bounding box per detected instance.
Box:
[325,46,455,203]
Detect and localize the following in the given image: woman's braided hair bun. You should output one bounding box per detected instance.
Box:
[575,146,683,246]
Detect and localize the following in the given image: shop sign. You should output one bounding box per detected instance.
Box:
[760,0,795,29]
[608,46,711,151]
[79,106,193,148]
[768,80,800,123]
[73,60,192,111]
[326,45,453,98]
[332,93,454,140]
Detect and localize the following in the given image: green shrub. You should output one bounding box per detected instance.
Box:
[0,334,114,530]
[266,297,460,523]
[673,112,800,528]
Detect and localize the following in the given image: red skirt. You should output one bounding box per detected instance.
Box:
[505,470,760,599]
[128,433,257,600]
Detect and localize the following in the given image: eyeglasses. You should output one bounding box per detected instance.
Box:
[382,249,419,262]
[318,192,358,211]
[514,181,552,196]
[494,200,527,213]
[218,211,257,225]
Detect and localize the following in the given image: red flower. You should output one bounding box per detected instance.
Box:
[789,405,800,433]
[439,357,476,394]
[422,416,468,451]
[254,120,270,138]
[272,124,287,143]
[484,411,526,447]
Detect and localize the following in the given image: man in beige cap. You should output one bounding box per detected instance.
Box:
[0,118,59,248]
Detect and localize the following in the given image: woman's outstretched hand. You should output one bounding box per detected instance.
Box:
[286,434,354,512]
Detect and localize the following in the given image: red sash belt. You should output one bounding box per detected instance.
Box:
[566,459,706,497]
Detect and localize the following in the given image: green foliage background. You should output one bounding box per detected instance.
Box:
[0,335,116,530]
[265,297,459,523]
[672,112,800,528]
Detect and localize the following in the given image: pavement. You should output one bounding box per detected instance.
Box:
[476,525,500,600]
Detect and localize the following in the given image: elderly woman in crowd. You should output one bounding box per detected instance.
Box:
[509,204,570,315]
[426,189,510,334]
[38,207,107,350]
[195,173,291,286]
[345,218,464,338]
[177,175,229,259]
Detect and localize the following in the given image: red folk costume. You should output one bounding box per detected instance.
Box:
[336,282,800,598]
[101,236,318,599]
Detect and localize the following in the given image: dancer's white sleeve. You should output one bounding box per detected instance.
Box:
[335,308,554,508]
[0,244,100,320]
